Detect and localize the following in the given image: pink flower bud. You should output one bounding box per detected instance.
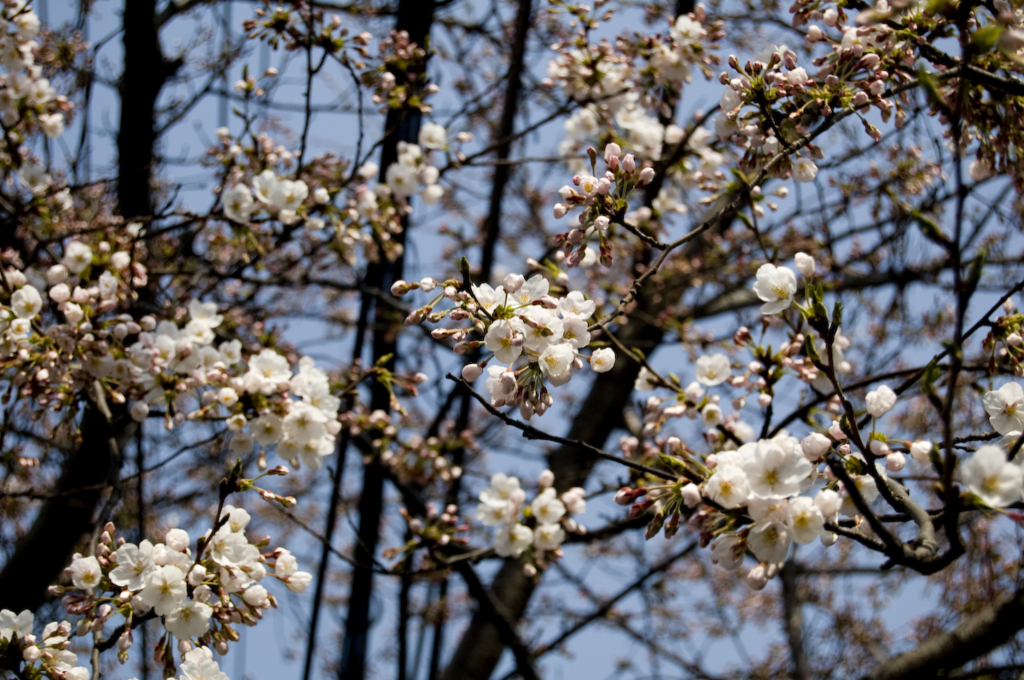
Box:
[869,439,890,456]
[795,252,816,277]
[614,487,637,505]
[629,499,654,519]
[746,564,769,590]
[885,451,906,472]
[498,274,524,296]
[621,154,636,173]
[461,363,483,381]
[638,167,656,185]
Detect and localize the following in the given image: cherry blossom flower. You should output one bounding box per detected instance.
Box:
[590,348,615,372]
[179,652,229,680]
[752,264,797,315]
[268,179,308,212]
[484,319,526,364]
[794,252,816,277]
[69,556,103,592]
[634,366,659,391]
[164,600,213,640]
[704,463,751,508]
[983,382,1024,435]
[786,497,825,544]
[0,609,33,642]
[800,433,831,460]
[710,534,744,570]
[866,384,897,417]
[531,488,567,525]
[418,122,447,149]
[748,521,792,563]
[222,184,254,224]
[494,524,533,558]
[10,285,41,319]
[139,565,187,615]
[63,241,93,275]
[538,343,573,380]
[742,439,812,499]
[109,540,156,590]
[534,523,566,551]
[962,445,1024,507]
[696,353,730,386]
[792,157,818,183]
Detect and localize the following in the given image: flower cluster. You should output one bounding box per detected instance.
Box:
[551,143,656,267]
[617,315,1024,591]
[380,137,446,204]
[476,471,586,572]
[547,7,720,164]
[0,2,69,147]
[0,610,90,680]
[49,508,311,677]
[0,260,343,472]
[394,272,615,419]
[8,503,309,680]
[222,168,313,227]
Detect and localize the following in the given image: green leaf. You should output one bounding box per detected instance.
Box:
[972,25,1003,53]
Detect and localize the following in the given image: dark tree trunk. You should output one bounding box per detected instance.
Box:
[338,3,436,679]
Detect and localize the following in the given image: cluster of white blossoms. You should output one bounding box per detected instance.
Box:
[959,380,1024,507]
[549,8,728,212]
[616,270,1024,590]
[617,396,900,590]
[0,2,67,147]
[475,471,586,571]
[127,313,343,472]
[361,127,446,206]
[394,271,615,419]
[549,11,717,167]
[222,166,313,227]
[0,255,342,472]
[0,609,92,680]
[62,512,311,672]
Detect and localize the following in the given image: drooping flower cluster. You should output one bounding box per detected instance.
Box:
[49,507,311,677]
[0,259,343,472]
[476,471,586,572]
[394,272,615,419]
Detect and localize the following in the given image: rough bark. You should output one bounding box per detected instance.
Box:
[781,560,810,680]
[0,386,134,612]
[862,584,1024,680]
